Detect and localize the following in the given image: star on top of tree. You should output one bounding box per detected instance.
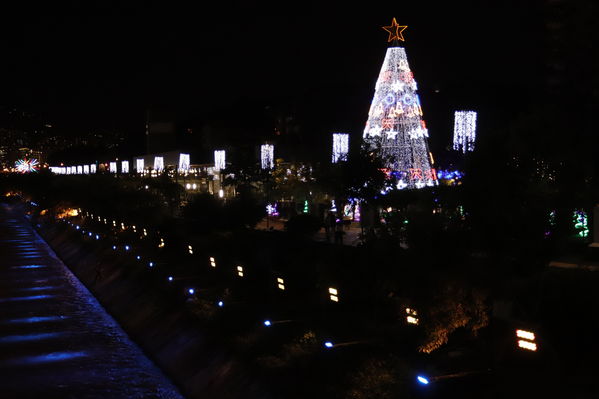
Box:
[382,18,408,42]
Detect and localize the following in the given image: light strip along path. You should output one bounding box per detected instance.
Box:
[0,203,185,399]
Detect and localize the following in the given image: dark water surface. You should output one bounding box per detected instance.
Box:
[0,204,185,399]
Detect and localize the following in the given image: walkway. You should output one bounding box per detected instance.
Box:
[256,217,364,246]
[0,203,184,399]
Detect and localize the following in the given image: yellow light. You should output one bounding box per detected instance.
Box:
[237,266,244,277]
[382,17,408,42]
[277,278,284,284]
[407,316,419,325]
[330,295,339,302]
[406,307,417,316]
[209,257,216,267]
[516,330,535,341]
[277,284,285,290]
[518,340,537,351]
[143,228,147,236]
[328,287,338,295]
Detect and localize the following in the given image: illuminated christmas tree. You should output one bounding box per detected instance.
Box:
[363,18,437,189]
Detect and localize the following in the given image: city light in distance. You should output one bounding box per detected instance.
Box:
[277,277,285,290]
[417,376,429,385]
[209,257,216,268]
[188,288,195,295]
[324,341,334,348]
[263,320,272,327]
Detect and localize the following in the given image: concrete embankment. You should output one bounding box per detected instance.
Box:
[36,221,271,399]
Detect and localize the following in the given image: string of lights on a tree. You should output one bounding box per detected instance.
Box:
[363,18,437,190]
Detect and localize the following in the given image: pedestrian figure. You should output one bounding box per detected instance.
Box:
[334,221,345,245]
[324,211,335,242]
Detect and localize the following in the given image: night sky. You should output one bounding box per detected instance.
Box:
[1,1,545,157]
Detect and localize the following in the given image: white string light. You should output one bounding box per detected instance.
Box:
[332,133,349,163]
[109,162,117,173]
[136,159,144,173]
[453,111,477,153]
[362,47,437,189]
[121,160,129,174]
[154,156,164,172]
[214,150,226,171]
[179,153,190,172]
[260,144,274,169]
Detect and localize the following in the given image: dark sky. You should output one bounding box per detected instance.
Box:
[0,1,545,155]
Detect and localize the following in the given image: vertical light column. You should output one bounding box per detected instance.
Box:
[154,156,164,172]
[332,133,349,163]
[453,111,477,153]
[214,150,226,171]
[261,144,274,169]
[179,153,190,173]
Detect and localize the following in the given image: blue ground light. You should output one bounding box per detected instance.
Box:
[417,375,430,385]
[2,351,88,366]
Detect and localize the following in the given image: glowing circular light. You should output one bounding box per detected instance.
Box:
[217,301,224,307]
[264,320,272,327]
[188,288,195,295]
[324,341,334,348]
[168,276,173,282]
[417,376,429,385]
[14,158,40,173]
